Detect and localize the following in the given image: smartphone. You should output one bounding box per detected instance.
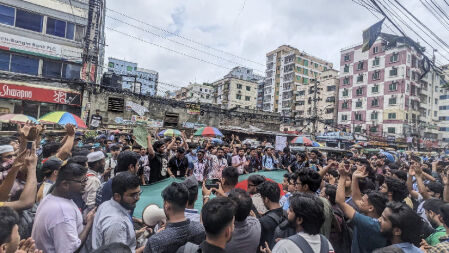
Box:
[26,141,33,150]
[205,179,220,190]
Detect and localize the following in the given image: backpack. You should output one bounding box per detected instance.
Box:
[288,234,330,253]
[183,242,201,253]
[265,210,288,247]
[329,207,352,253]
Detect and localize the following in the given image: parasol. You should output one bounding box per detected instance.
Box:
[0,114,38,124]
[193,127,223,137]
[39,111,87,128]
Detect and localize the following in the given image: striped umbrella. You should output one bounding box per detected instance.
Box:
[158,129,181,137]
[39,111,87,128]
[193,126,223,137]
[0,114,38,124]
[291,136,313,145]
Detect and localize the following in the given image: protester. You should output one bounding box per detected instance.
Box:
[36,157,62,202]
[182,176,200,222]
[262,147,279,171]
[247,174,268,215]
[167,147,189,178]
[232,148,249,174]
[212,147,228,178]
[147,134,167,183]
[422,198,447,246]
[248,148,262,173]
[427,203,449,252]
[105,145,120,179]
[191,149,208,182]
[84,151,106,211]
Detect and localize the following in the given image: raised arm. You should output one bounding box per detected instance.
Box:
[336,162,356,219]
[351,166,367,204]
[147,134,155,157]
[181,131,188,150]
[414,165,431,200]
[406,168,419,200]
[441,171,449,202]
[56,124,75,161]
[0,157,23,201]
[166,138,175,151]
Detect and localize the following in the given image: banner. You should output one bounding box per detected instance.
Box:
[131,115,163,128]
[182,122,206,129]
[0,82,81,106]
[362,18,385,52]
[275,136,287,151]
[186,103,200,115]
[126,101,148,116]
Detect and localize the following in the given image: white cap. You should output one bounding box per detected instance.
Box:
[0,145,13,154]
[142,204,166,227]
[87,151,105,163]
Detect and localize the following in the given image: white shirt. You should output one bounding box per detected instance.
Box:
[32,194,84,253]
[272,232,334,253]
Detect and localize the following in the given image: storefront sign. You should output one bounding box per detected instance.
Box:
[0,32,82,62]
[186,103,200,115]
[0,83,81,106]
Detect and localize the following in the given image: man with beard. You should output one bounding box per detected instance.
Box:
[211,148,228,179]
[92,172,143,252]
[375,202,423,253]
[247,148,262,173]
[144,182,205,253]
[167,147,189,178]
[232,148,249,174]
[32,163,96,253]
[147,134,167,183]
[422,198,446,246]
[84,151,106,211]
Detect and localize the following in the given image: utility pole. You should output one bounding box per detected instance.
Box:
[312,79,319,140]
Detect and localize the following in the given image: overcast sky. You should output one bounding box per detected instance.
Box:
[104,0,449,94]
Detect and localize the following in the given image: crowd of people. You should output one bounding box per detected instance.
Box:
[2,123,449,253]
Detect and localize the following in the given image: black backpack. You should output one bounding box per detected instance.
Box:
[329,207,352,253]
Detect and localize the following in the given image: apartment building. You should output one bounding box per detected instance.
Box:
[262,45,333,124]
[337,33,440,144]
[439,65,449,146]
[175,82,214,104]
[107,57,158,96]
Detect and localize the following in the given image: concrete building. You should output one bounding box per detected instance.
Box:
[225,66,264,82]
[175,83,214,104]
[439,65,449,147]
[0,0,105,121]
[262,45,333,124]
[337,33,441,146]
[213,77,258,110]
[107,57,158,96]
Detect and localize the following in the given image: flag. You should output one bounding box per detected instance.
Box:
[362,18,385,52]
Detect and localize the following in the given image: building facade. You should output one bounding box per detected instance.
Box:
[174,83,214,104]
[213,77,258,109]
[107,57,158,96]
[439,65,449,147]
[262,45,333,124]
[0,0,104,122]
[337,33,440,145]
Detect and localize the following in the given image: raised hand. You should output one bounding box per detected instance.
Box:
[65,123,75,136]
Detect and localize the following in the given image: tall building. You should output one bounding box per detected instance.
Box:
[175,83,214,104]
[0,0,104,121]
[439,65,449,146]
[107,57,158,96]
[337,33,440,145]
[263,45,333,124]
[225,66,264,82]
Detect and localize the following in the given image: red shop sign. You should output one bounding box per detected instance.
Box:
[0,83,81,106]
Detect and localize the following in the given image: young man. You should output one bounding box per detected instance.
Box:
[427,203,449,252]
[182,176,200,222]
[262,148,279,171]
[32,163,96,253]
[167,147,189,178]
[375,202,423,253]
[104,145,120,179]
[211,148,228,179]
[176,197,236,253]
[147,135,167,183]
[336,162,388,253]
[247,148,262,173]
[84,151,106,211]
[379,177,409,203]
[92,172,143,253]
[423,198,447,246]
[226,189,261,253]
[247,174,268,215]
[36,157,62,202]
[144,182,205,253]
[270,193,334,253]
[90,109,102,129]
[191,149,208,182]
[232,148,249,175]
[287,153,307,174]
[257,180,284,249]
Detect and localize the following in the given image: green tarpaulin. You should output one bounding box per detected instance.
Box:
[134,170,286,219]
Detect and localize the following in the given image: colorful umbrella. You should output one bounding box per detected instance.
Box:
[291,136,313,145]
[0,114,38,124]
[158,129,181,137]
[193,127,223,137]
[312,141,323,147]
[39,111,87,128]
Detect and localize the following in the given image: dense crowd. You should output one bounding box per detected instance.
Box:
[1,123,449,253]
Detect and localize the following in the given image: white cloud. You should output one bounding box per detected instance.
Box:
[104,0,449,94]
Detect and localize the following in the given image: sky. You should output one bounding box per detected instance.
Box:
[104,0,449,95]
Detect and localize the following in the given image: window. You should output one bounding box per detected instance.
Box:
[0,51,10,71]
[356,101,362,107]
[326,97,335,102]
[108,97,124,112]
[245,96,250,101]
[389,67,398,77]
[296,75,301,81]
[388,113,397,119]
[372,70,380,80]
[326,108,334,114]
[304,60,308,66]
[370,126,378,132]
[343,77,349,85]
[389,82,397,91]
[356,87,363,96]
[297,100,305,105]
[314,63,318,68]
[357,74,363,82]
[357,61,364,70]
[390,53,399,63]
[296,66,301,72]
[342,101,348,109]
[372,85,379,93]
[371,112,378,119]
[299,90,305,96]
[303,78,308,84]
[246,86,251,91]
[0,4,15,26]
[344,64,349,73]
[327,85,336,91]
[10,54,39,75]
[344,54,350,62]
[108,62,114,68]
[373,46,379,54]
[354,126,362,133]
[75,24,85,42]
[42,60,62,78]
[236,94,242,100]
[297,57,302,64]
[373,57,380,66]
[388,97,397,105]
[355,113,362,121]
[127,66,133,71]
[46,18,75,39]
[341,114,348,121]
[371,98,378,106]
[15,9,43,32]
[237,84,242,89]
[304,69,308,75]
[387,127,396,134]
[62,63,81,80]
[342,89,349,97]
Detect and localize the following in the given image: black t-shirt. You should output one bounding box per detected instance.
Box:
[149,153,164,183]
[168,156,189,177]
[90,114,102,128]
[259,207,285,249]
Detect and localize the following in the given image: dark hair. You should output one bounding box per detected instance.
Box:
[296,168,322,192]
[42,142,62,158]
[110,145,121,152]
[427,181,444,197]
[186,184,198,206]
[201,197,236,237]
[237,147,245,152]
[72,148,90,157]
[55,162,87,185]
[91,242,132,253]
[122,146,130,151]
[283,147,290,153]
[385,202,423,244]
[324,184,337,205]
[228,189,252,222]
[132,144,142,150]
[222,166,239,186]
[247,174,266,186]
[359,177,376,194]
[327,169,338,178]
[112,172,140,196]
[161,182,188,212]
[385,177,409,202]
[289,193,324,235]
[257,181,280,203]
[367,191,388,217]
[153,141,165,151]
[116,151,140,174]
[177,147,185,154]
[0,206,19,244]
[391,170,407,182]
[423,198,445,214]
[67,156,88,166]
[41,158,63,178]
[440,203,449,227]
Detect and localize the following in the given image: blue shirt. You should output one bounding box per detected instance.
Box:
[352,212,387,253]
[394,243,423,253]
[263,155,277,170]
